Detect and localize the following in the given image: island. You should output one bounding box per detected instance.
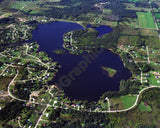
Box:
[1,0,160,127]
[102,67,117,77]
[53,49,66,55]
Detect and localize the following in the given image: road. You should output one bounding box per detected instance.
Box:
[2,44,160,127]
[14,1,32,15]
[105,97,110,111]
[101,86,160,113]
[25,45,50,77]
[34,104,49,128]
[0,65,9,76]
[149,1,160,39]
[7,70,27,102]
[146,46,150,63]
[6,69,160,126]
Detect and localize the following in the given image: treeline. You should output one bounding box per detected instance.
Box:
[29,1,101,20]
[14,80,43,100]
[121,52,140,74]
[100,79,141,99]
[0,61,3,67]
[0,17,16,25]
[135,1,149,8]
[0,100,43,127]
[48,108,110,127]
[40,107,156,128]
[0,101,24,123]
[104,0,137,19]
[72,28,99,50]
[70,26,120,52]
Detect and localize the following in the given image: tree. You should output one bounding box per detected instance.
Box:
[119,80,127,91]
[137,63,151,73]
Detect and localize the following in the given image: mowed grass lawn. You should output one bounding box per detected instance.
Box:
[138,102,152,112]
[137,12,156,29]
[148,72,160,86]
[120,95,137,109]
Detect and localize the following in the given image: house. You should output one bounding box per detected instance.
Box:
[46,113,49,117]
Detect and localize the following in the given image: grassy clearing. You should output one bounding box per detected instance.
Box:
[0,13,12,18]
[137,12,156,29]
[119,18,139,28]
[120,95,137,109]
[138,102,152,112]
[110,98,124,110]
[140,29,158,37]
[147,72,160,86]
[128,0,148,2]
[155,13,160,19]
[103,9,112,14]
[106,20,117,26]
[47,0,61,2]
[0,77,13,91]
[11,1,29,10]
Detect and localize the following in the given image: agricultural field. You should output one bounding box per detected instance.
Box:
[121,18,139,28]
[149,48,160,62]
[128,0,148,2]
[11,1,30,10]
[140,29,158,37]
[103,9,112,15]
[45,0,61,2]
[137,12,156,29]
[124,3,149,12]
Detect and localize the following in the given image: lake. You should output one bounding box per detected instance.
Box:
[32,21,131,101]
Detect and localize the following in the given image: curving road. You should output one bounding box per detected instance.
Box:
[100,86,160,113]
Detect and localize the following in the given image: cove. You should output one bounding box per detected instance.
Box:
[32,21,131,101]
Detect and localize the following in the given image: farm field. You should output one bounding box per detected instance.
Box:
[137,12,156,29]
[128,0,148,2]
[11,1,30,10]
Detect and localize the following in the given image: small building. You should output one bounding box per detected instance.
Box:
[46,113,49,117]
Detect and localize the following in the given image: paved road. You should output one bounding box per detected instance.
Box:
[3,44,160,127]
[35,104,49,128]
[105,97,110,111]
[7,70,27,102]
[146,46,150,63]
[100,86,160,113]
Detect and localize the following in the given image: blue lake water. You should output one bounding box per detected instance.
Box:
[32,21,131,101]
[87,24,113,37]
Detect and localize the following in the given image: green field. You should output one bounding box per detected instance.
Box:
[137,12,156,29]
[11,1,29,10]
[155,13,160,19]
[0,77,13,91]
[138,102,152,112]
[155,13,160,28]
[120,95,137,109]
[147,72,160,86]
[128,0,148,2]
